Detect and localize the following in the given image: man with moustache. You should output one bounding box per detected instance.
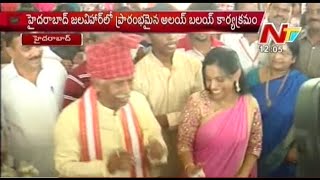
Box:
[266,3,293,29]
[1,32,67,177]
[54,33,168,177]
[295,3,320,78]
[133,4,204,178]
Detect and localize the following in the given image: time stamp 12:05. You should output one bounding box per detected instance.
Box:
[259,44,284,53]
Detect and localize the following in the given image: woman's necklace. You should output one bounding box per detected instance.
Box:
[265,69,290,107]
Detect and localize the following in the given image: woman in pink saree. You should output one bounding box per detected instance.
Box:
[177,47,263,177]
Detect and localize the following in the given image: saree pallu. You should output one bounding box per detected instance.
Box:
[193,96,255,177]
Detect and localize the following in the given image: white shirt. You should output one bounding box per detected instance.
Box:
[1,58,67,177]
[220,33,268,73]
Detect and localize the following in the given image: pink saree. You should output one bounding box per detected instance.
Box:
[178,91,261,178]
[194,96,249,177]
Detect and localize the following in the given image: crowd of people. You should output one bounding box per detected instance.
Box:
[1,2,320,178]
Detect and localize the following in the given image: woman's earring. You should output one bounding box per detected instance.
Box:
[235,81,241,93]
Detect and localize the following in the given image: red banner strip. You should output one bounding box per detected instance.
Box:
[0,11,265,33]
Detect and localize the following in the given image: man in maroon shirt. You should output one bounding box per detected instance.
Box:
[62,33,110,108]
[62,61,90,108]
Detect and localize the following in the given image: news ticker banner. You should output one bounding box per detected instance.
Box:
[0,11,265,46]
[0,11,265,32]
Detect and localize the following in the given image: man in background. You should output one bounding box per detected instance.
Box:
[1,32,67,177]
[296,3,320,78]
[133,4,204,178]
[62,33,110,108]
[50,46,81,73]
[177,3,224,62]
[266,3,293,29]
[220,3,268,73]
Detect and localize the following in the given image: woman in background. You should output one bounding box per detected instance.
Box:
[247,41,308,177]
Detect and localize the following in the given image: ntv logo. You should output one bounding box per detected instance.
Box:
[258,23,301,53]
